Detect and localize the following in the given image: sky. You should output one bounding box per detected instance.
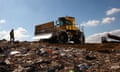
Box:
[0,0,120,43]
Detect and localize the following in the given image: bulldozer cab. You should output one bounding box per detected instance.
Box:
[57,17,72,25]
[56,16,79,31]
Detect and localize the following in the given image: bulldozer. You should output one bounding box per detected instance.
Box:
[101,33,120,43]
[34,16,85,44]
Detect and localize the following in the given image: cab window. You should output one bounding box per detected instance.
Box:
[58,19,72,25]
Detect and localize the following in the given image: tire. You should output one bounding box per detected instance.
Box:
[72,31,85,44]
[72,36,80,44]
[49,36,58,43]
[58,32,68,43]
[80,32,85,44]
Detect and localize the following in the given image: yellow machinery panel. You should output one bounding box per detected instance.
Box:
[57,16,79,31]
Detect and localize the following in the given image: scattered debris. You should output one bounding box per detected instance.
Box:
[0,42,120,72]
[85,55,96,60]
[10,51,20,55]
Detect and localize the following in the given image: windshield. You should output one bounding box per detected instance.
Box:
[58,19,72,26]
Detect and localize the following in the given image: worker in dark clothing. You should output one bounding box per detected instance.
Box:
[10,29,15,42]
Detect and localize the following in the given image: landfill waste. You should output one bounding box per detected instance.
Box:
[85,55,96,60]
[10,51,20,55]
[0,61,13,72]
[111,65,120,69]
[0,42,120,72]
[69,69,74,72]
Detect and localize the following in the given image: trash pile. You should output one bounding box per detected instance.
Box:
[0,42,120,72]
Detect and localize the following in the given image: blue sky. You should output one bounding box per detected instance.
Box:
[0,0,120,42]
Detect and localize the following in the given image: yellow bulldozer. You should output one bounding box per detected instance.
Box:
[34,16,85,44]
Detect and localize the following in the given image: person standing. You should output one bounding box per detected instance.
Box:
[10,29,15,42]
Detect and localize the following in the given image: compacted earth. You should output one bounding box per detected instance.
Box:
[0,41,120,72]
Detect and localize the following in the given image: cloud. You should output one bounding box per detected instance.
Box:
[86,29,120,43]
[81,17,115,27]
[0,31,9,39]
[14,27,29,40]
[0,19,6,24]
[106,8,120,16]
[80,8,120,27]
[81,20,100,27]
[102,17,115,24]
[0,27,29,41]
[109,29,120,36]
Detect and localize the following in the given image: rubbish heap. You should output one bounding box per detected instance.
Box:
[0,42,120,72]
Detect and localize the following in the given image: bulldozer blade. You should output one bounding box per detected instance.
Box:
[33,33,52,41]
